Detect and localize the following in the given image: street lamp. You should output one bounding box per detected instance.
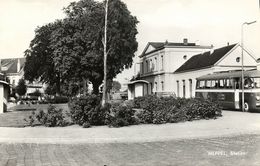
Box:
[241,20,256,112]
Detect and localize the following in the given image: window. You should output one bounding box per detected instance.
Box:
[183,80,186,98]
[161,55,164,70]
[226,79,232,89]
[150,59,153,71]
[155,57,157,71]
[161,81,164,91]
[211,80,216,88]
[206,80,211,88]
[146,60,148,73]
[198,80,205,89]
[155,82,158,92]
[141,62,143,74]
[253,78,260,88]
[150,82,153,94]
[219,79,224,88]
[177,81,180,97]
[189,79,192,98]
[244,77,254,89]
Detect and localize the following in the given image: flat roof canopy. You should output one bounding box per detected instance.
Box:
[197,70,260,80]
[127,80,149,85]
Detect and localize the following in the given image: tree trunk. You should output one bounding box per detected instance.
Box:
[102,0,109,107]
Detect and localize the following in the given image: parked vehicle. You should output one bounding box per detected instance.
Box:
[195,69,260,112]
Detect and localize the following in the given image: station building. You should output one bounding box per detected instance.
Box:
[127,39,257,99]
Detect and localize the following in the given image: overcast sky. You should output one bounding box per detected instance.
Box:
[0,0,259,83]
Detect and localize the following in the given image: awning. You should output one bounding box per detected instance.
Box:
[126,80,149,85]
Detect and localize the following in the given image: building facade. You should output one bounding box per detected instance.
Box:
[128,40,257,99]
[0,58,45,96]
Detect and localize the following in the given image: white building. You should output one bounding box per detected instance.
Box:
[0,58,45,96]
[0,73,9,113]
[128,40,257,99]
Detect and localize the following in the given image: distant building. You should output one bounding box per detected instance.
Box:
[0,73,9,113]
[0,58,45,96]
[128,39,257,99]
[0,58,25,86]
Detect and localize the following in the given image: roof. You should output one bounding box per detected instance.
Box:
[174,44,237,73]
[127,80,149,85]
[197,69,260,80]
[0,58,25,74]
[140,41,212,57]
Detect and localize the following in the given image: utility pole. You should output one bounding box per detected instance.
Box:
[102,0,108,106]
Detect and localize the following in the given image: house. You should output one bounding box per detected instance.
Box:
[0,58,45,97]
[128,40,257,99]
[0,73,9,113]
[127,39,212,99]
[0,58,25,86]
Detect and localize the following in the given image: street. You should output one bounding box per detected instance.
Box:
[0,134,259,166]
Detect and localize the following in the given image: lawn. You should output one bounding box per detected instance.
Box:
[0,103,69,127]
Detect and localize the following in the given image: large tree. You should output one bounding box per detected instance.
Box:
[24,21,62,95]
[51,0,138,94]
[24,0,138,96]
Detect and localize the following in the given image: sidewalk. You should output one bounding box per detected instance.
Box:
[0,111,260,144]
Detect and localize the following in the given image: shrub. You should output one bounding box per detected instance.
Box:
[133,96,146,108]
[181,98,222,120]
[68,95,109,126]
[135,95,222,124]
[25,105,68,127]
[106,103,138,127]
[47,96,69,104]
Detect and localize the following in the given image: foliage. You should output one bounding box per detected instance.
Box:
[24,21,62,95]
[51,0,139,94]
[181,99,222,120]
[105,103,138,127]
[44,84,57,96]
[68,95,109,126]
[16,79,27,96]
[111,81,122,92]
[25,105,68,127]
[46,96,69,104]
[134,96,222,124]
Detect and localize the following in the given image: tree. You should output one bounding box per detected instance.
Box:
[52,0,138,95]
[24,21,62,95]
[16,79,27,97]
[112,81,121,92]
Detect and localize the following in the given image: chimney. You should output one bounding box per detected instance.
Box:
[183,38,188,45]
[17,58,20,73]
[227,42,230,46]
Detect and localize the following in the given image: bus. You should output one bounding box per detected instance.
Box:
[195,70,260,112]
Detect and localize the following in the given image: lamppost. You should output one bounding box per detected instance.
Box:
[241,20,256,112]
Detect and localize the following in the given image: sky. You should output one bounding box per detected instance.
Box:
[0,0,260,84]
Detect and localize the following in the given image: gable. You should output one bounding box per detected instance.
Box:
[216,45,257,67]
[145,45,156,54]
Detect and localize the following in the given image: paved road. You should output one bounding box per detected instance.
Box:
[0,134,259,166]
[1,111,260,144]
